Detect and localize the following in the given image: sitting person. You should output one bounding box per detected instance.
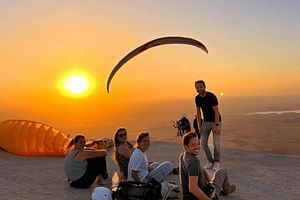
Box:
[64,134,110,188]
[179,132,236,200]
[127,132,174,183]
[113,128,133,179]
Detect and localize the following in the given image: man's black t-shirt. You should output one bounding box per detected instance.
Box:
[195,92,221,122]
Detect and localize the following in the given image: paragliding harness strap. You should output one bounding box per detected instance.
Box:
[113,180,162,200]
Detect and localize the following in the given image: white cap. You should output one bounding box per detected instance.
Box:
[92,187,112,200]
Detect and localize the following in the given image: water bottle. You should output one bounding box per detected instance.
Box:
[111,172,119,192]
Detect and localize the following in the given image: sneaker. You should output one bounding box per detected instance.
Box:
[172,167,179,175]
[230,184,236,193]
[213,162,220,170]
[220,184,236,196]
[204,162,214,169]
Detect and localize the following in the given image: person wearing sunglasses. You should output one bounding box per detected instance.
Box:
[113,128,134,179]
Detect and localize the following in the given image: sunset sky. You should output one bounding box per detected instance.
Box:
[1,1,299,136]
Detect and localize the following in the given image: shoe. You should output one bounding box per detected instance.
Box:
[213,162,220,170]
[172,167,179,175]
[98,176,111,185]
[220,184,236,196]
[230,184,236,193]
[204,162,214,169]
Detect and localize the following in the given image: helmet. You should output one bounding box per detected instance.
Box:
[92,187,112,200]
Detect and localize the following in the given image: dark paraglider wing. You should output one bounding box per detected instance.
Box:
[106,36,208,93]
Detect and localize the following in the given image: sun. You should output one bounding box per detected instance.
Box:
[64,76,88,94]
[57,70,96,99]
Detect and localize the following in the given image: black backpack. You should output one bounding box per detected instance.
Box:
[113,180,162,200]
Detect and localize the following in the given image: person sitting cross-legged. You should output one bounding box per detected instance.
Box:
[179,132,236,200]
[127,132,174,183]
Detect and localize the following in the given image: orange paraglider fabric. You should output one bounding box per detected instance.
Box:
[0,120,72,156]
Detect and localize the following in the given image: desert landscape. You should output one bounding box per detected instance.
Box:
[1,140,299,200]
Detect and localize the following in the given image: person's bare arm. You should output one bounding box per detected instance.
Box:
[118,144,132,159]
[75,149,107,161]
[131,170,140,182]
[203,168,211,182]
[189,176,211,200]
[196,107,203,133]
[212,105,221,134]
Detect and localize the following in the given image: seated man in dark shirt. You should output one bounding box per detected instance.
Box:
[179,132,236,200]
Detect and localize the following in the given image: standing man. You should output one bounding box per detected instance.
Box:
[179,132,236,200]
[195,80,222,170]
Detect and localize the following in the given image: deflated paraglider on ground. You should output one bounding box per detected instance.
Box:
[0,120,72,156]
[0,120,114,156]
[106,36,208,93]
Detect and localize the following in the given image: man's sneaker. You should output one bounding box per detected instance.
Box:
[172,167,179,175]
[213,162,220,170]
[230,184,236,193]
[204,162,214,169]
[220,184,236,196]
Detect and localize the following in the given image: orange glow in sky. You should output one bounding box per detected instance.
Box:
[0,1,299,137]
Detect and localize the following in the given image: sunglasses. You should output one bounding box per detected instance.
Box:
[118,132,127,137]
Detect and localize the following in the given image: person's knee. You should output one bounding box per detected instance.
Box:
[215,168,227,176]
[150,162,160,168]
[162,161,174,173]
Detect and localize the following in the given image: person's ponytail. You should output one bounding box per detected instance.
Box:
[66,139,74,149]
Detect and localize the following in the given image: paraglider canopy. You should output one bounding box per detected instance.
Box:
[106,36,208,93]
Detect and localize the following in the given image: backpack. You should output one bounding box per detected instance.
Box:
[113,180,162,200]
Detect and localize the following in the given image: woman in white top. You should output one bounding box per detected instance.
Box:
[127,132,174,183]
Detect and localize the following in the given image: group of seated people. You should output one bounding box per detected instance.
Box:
[64,128,175,188]
[64,129,236,199]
